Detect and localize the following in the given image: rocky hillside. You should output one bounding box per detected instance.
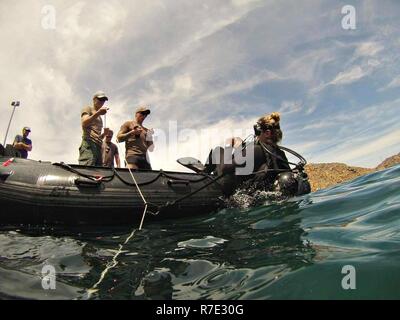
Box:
[305,153,400,192]
[376,153,400,171]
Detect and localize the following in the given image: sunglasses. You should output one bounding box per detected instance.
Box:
[262,125,274,132]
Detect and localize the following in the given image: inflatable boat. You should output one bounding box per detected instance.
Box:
[0,157,223,227]
[0,149,310,227]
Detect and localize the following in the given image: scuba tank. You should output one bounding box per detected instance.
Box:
[258,141,311,196]
[273,171,311,196]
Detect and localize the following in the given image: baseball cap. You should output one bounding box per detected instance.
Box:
[23,127,31,132]
[135,106,151,115]
[93,91,109,101]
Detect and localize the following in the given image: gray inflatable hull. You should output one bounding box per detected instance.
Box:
[0,157,222,227]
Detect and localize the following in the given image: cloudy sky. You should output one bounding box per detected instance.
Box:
[0,0,399,170]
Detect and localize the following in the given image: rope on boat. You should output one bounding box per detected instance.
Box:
[154,172,227,214]
[124,159,149,231]
[54,162,211,186]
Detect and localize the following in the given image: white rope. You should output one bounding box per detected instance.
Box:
[86,228,137,298]
[86,156,149,298]
[124,159,149,231]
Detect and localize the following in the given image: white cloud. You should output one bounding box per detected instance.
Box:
[330,66,367,85]
[302,121,334,131]
[0,1,131,164]
[379,75,400,91]
[282,48,336,84]
[286,96,400,167]
[173,75,194,95]
[327,129,400,165]
[116,1,263,92]
[355,42,384,57]
[387,76,400,89]
[286,141,320,153]
[195,69,281,104]
[231,0,263,7]
[310,65,369,93]
[55,1,127,72]
[278,100,302,115]
[312,59,380,93]
[309,40,385,95]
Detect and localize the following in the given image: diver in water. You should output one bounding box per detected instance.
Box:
[205,112,309,197]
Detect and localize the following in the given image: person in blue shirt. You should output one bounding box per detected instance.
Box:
[13,127,32,159]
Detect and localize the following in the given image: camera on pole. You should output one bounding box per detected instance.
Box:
[3,100,21,147]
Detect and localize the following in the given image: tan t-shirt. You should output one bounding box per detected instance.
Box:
[119,120,153,157]
[102,141,119,167]
[81,106,103,146]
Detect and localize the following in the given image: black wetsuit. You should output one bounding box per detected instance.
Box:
[206,141,291,196]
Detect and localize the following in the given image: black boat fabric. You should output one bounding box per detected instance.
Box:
[0,155,310,227]
[0,157,222,226]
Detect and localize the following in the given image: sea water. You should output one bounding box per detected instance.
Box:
[0,164,399,299]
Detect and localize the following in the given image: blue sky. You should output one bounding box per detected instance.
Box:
[0,0,399,170]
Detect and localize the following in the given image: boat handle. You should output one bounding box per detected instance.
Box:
[0,167,13,179]
[0,170,13,179]
[167,179,189,186]
[74,177,102,187]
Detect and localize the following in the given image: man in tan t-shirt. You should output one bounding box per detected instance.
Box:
[117,106,154,169]
[79,91,110,166]
[102,130,120,168]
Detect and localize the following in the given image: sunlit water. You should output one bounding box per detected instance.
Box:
[1,165,400,300]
